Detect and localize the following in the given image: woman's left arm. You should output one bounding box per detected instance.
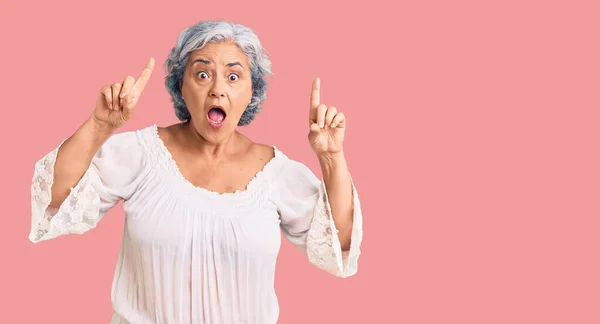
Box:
[309,77,357,251]
[275,77,363,279]
[318,152,354,251]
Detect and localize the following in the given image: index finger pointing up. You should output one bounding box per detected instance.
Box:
[133,57,156,92]
[311,77,320,110]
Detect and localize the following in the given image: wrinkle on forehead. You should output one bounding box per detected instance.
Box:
[188,42,250,70]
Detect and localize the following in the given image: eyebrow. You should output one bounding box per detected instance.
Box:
[192,59,243,68]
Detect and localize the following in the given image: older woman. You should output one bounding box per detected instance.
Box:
[29,20,363,323]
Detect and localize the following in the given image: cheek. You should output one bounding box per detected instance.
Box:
[231,85,253,105]
[182,82,206,103]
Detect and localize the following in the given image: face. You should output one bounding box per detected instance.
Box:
[180,41,253,142]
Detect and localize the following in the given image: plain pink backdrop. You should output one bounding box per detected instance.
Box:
[1,0,600,323]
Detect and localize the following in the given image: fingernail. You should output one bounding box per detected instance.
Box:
[320,122,324,128]
[120,93,126,98]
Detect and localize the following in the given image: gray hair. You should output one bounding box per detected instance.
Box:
[164,20,273,126]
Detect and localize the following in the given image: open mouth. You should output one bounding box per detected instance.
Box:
[207,106,227,128]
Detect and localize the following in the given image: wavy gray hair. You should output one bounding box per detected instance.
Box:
[164,20,273,126]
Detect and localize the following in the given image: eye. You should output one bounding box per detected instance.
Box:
[197,71,209,79]
[228,73,239,81]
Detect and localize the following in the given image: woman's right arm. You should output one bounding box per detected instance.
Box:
[29,58,155,243]
[49,117,114,209]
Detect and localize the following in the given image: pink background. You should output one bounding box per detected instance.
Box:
[1,0,599,323]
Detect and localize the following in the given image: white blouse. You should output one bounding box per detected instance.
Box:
[29,124,363,324]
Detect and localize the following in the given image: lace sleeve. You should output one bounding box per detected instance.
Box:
[29,130,145,243]
[273,157,363,278]
[305,177,362,278]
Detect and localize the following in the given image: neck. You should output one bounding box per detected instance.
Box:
[179,120,243,159]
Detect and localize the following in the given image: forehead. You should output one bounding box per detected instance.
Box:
[188,42,249,66]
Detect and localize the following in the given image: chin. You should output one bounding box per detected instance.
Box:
[189,117,235,144]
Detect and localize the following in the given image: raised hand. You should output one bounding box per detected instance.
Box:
[92,57,155,129]
[308,77,346,156]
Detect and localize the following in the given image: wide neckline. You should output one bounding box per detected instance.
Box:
[149,124,282,197]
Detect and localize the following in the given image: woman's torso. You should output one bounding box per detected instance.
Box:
[109,124,287,324]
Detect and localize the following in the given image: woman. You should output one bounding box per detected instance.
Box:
[29,20,363,323]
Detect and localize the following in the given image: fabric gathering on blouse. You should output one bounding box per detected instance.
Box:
[29,124,363,324]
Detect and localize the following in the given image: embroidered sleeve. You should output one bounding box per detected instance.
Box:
[274,159,363,278]
[29,131,145,243]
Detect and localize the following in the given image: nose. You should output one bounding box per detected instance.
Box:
[209,78,226,98]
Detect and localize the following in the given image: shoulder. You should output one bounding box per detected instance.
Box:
[153,123,179,146]
[106,124,156,144]
[265,147,321,201]
[262,146,320,187]
[98,124,158,159]
[249,142,277,162]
